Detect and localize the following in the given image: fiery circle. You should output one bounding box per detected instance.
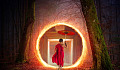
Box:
[36,23,87,69]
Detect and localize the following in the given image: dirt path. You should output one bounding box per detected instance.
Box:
[0,63,91,70]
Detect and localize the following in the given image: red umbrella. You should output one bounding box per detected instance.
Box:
[58,30,75,47]
[58,30,75,35]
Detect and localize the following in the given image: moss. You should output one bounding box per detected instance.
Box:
[80,0,113,70]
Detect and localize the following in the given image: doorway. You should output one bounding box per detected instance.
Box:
[48,39,73,66]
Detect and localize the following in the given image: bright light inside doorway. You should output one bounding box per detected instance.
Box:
[48,39,73,66]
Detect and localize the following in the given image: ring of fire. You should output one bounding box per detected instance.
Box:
[36,22,87,69]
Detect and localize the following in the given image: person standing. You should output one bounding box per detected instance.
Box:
[52,38,67,70]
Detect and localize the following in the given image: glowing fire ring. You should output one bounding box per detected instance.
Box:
[36,23,87,69]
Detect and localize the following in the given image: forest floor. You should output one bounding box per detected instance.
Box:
[0,62,91,70]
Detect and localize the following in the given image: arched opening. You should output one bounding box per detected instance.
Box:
[40,25,82,66]
[35,23,89,69]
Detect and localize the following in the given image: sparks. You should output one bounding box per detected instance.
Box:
[35,22,88,69]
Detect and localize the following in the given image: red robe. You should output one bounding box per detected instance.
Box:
[52,44,64,67]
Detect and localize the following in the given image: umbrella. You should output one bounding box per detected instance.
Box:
[58,30,75,35]
[58,30,75,47]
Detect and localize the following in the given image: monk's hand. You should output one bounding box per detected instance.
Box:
[65,41,67,48]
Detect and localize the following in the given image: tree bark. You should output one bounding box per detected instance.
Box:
[16,0,35,63]
[80,0,113,70]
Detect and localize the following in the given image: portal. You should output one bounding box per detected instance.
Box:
[35,23,89,69]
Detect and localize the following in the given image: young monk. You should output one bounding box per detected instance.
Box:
[52,38,67,70]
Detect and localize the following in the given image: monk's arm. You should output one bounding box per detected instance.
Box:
[62,44,67,48]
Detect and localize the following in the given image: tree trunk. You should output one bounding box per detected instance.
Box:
[16,0,35,63]
[80,0,113,70]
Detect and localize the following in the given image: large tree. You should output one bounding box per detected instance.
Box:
[16,0,35,63]
[80,0,113,70]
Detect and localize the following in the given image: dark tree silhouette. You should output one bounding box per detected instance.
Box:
[80,0,113,70]
[16,0,35,62]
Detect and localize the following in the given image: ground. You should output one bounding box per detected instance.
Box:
[0,63,91,70]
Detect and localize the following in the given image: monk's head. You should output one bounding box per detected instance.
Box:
[59,38,63,44]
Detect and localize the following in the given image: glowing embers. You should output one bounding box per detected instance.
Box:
[36,23,87,69]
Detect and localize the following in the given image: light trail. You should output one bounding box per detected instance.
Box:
[35,22,88,69]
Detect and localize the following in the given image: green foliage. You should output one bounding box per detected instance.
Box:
[118,66,120,68]
[80,0,113,70]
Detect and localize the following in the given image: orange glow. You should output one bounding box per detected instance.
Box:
[35,22,88,69]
